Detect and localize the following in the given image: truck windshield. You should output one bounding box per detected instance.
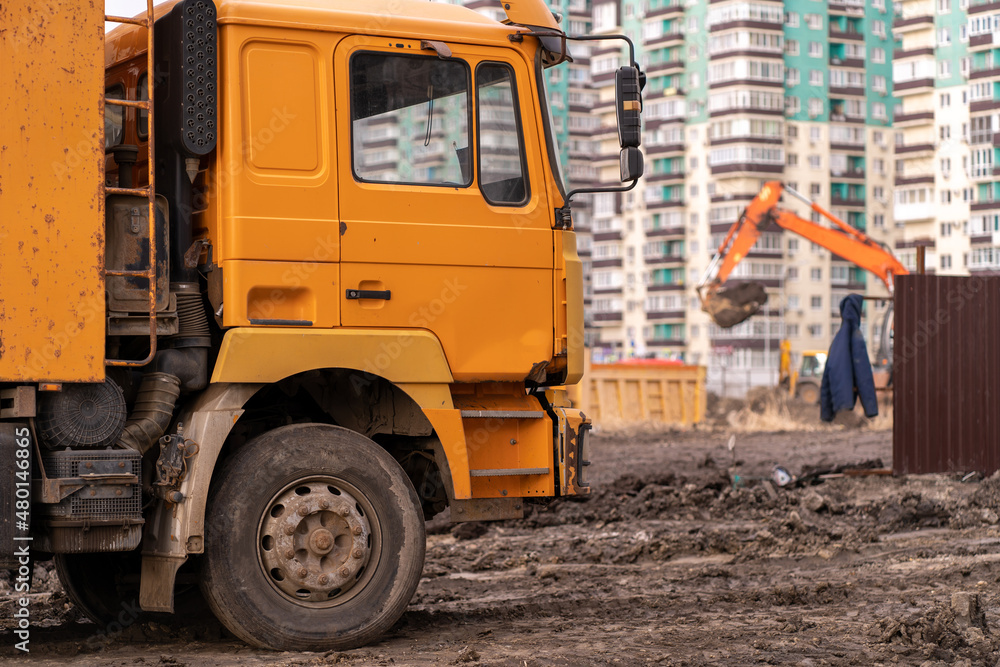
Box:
[351,53,472,187]
[535,58,567,200]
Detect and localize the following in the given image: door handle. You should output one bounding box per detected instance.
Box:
[346,289,391,300]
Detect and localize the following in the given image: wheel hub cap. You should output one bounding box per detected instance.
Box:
[259,480,372,604]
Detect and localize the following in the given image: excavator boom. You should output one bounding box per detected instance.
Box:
[698,181,908,328]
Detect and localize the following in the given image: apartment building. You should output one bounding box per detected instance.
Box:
[576,0,898,393]
[894,0,1000,277]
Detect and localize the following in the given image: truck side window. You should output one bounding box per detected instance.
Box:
[105,84,125,150]
[476,63,528,206]
[350,52,471,187]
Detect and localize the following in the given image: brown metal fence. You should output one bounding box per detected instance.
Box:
[893,274,1000,475]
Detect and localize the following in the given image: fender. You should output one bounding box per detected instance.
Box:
[140,328,473,611]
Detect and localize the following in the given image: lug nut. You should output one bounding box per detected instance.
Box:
[284,525,295,535]
[318,574,329,585]
[337,506,350,517]
[284,549,294,559]
[352,549,363,559]
[297,568,308,579]
[353,526,363,536]
[339,566,350,578]
[297,506,310,516]
[319,499,330,509]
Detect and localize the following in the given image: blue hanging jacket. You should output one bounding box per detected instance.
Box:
[820,293,878,422]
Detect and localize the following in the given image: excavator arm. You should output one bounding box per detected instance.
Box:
[698,181,908,328]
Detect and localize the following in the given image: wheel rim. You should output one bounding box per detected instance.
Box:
[257,476,379,607]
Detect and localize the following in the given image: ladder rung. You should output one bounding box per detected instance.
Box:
[106,269,154,278]
[105,15,150,27]
[106,99,150,110]
[106,186,152,197]
[470,468,551,477]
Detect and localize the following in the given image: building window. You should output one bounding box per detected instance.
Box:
[788,239,799,252]
[811,268,822,281]
[873,214,885,228]
[786,68,800,86]
[787,153,798,166]
[810,183,821,197]
[808,98,822,116]
[787,266,799,280]
[811,295,822,309]
[808,41,822,57]
[786,97,801,114]
[788,295,800,310]
[942,190,952,204]
[808,324,822,337]
[941,254,952,269]
[809,70,823,86]
[938,60,951,78]
[941,222,952,237]
[785,11,799,27]
[808,155,821,169]
[872,48,885,64]
[873,186,885,200]
[809,126,821,142]
[785,39,799,56]
[940,93,951,107]
[788,125,798,139]
[873,103,887,119]
[805,13,823,29]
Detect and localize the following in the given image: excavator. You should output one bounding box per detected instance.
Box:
[697,181,908,402]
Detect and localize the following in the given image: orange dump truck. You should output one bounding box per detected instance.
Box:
[0,0,644,650]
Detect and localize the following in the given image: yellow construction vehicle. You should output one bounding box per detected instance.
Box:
[0,0,643,650]
[698,181,907,400]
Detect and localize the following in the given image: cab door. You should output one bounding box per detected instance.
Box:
[334,37,554,381]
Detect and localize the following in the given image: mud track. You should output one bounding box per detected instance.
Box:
[5,426,1000,666]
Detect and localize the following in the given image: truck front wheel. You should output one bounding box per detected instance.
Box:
[200,423,425,651]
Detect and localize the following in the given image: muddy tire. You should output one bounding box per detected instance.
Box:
[200,423,425,651]
[797,382,820,404]
[55,551,209,632]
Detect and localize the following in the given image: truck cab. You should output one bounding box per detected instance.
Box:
[1,0,643,651]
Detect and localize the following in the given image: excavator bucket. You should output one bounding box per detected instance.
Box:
[700,282,769,329]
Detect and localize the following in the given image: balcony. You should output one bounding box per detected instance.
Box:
[892,15,933,31]
[591,258,623,269]
[969,0,1000,14]
[894,78,935,92]
[828,0,865,15]
[647,311,686,320]
[972,66,1000,80]
[828,26,864,41]
[829,56,865,69]
[831,168,865,180]
[592,312,623,323]
[895,174,935,186]
[709,162,784,176]
[894,142,935,154]
[645,225,685,237]
[829,84,866,97]
[644,254,685,265]
[892,110,934,125]
[830,193,865,207]
[970,33,997,50]
[647,282,686,292]
[894,47,935,60]
[894,203,935,222]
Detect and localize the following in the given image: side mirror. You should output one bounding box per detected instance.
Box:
[620,147,643,182]
[615,66,642,148]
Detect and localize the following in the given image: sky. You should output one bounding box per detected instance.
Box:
[105,0,169,29]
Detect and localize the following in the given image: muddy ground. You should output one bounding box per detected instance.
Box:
[5,398,1000,666]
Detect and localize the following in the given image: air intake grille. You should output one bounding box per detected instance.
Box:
[42,449,142,521]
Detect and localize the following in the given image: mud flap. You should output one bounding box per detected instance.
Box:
[553,408,591,496]
[0,423,32,569]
